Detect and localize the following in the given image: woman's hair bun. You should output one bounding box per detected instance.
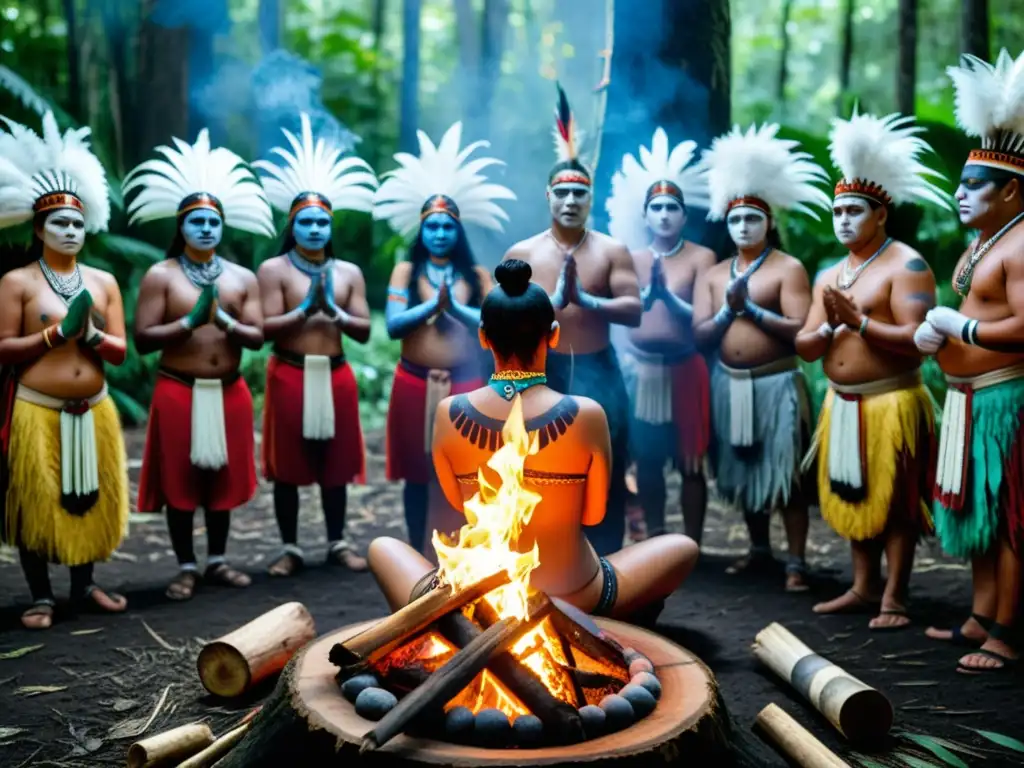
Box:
[494,259,532,297]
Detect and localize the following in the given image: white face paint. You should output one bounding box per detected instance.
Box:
[645,194,686,242]
[41,209,86,256]
[726,205,768,249]
[955,172,1004,228]
[547,180,592,229]
[181,208,224,251]
[832,195,877,248]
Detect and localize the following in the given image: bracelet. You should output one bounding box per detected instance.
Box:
[858,316,869,337]
[713,305,734,328]
[224,317,237,335]
[42,326,53,349]
[962,319,980,345]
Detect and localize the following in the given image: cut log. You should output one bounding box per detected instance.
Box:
[216,618,734,768]
[127,723,214,767]
[330,570,510,673]
[752,623,892,747]
[362,595,553,753]
[754,703,851,768]
[438,606,586,744]
[197,602,316,698]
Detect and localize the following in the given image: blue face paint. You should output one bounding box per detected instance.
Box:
[181,209,223,251]
[292,204,333,252]
[420,212,458,257]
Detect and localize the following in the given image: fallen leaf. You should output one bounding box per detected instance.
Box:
[900,733,968,768]
[0,645,43,660]
[69,629,103,636]
[14,685,67,697]
[0,728,25,740]
[968,728,1024,753]
[111,698,138,712]
[896,681,939,687]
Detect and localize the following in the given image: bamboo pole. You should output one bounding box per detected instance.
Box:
[175,722,251,768]
[197,603,316,698]
[752,623,892,746]
[755,703,851,768]
[126,723,214,767]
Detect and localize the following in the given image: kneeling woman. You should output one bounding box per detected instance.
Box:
[368,260,699,621]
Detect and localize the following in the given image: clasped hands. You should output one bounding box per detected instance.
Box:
[53,290,102,346]
[913,307,971,354]
[553,254,585,310]
[298,272,348,325]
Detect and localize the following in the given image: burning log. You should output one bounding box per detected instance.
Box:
[438,597,586,745]
[755,703,851,768]
[197,602,316,698]
[548,597,628,679]
[753,623,892,747]
[127,723,214,767]
[361,592,554,753]
[329,570,511,674]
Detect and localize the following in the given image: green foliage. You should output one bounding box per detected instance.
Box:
[965,728,1024,754]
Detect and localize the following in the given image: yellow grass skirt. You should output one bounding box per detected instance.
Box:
[4,396,129,565]
[814,384,934,541]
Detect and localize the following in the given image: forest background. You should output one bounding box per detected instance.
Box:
[1,0,1021,428]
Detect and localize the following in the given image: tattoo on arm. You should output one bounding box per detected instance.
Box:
[906,258,929,273]
[907,291,936,309]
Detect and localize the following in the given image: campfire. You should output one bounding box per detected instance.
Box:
[330,398,662,749]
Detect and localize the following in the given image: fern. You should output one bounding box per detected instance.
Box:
[0,65,75,127]
[91,233,164,269]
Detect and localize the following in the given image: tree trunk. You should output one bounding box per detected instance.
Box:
[475,0,509,139]
[62,0,81,117]
[776,0,793,115]
[591,0,731,250]
[368,0,387,170]
[896,0,917,115]
[961,0,989,61]
[258,0,281,52]
[836,0,855,114]
[399,0,422,152]
[134,0,189,166]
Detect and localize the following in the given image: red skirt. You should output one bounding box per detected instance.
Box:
[261,353,365,487]
[137,370,257,513]
[386,359,482,485]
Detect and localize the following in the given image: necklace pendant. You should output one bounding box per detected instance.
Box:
[502,383,516,401]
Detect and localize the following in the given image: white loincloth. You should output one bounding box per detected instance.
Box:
[302,355,335,440]
[424,369,452,453]
[16,383,107,497]
[808,371,922,493]
[720,357,798,448]
[634,354,673,424]
[191,379,229,470]
[936,363,1024,501]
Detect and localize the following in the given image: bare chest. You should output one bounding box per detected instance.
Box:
[282,263,353,307]
[25,273,111,332]
[526,239,610,293]
[710,264,781,305]
[415,272,473,304]
[636,252,698,296]
[956,249,1011,308]
[166,269,246,316]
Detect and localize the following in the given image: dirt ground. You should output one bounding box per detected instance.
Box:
[1,428,1023,767]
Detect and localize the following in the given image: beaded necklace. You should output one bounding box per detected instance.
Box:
[954,212,1024,297]
[489,370,548,401]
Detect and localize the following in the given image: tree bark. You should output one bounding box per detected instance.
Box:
[134,0,189,166]
[961,0,989,61]
[258,0,281,52]
[776,0,794,115]
[476,0,509,139]
[896,0,917,115]
[399,0,422,153]
[836,0,856,114]
[591,0,731,250]
[62,0,81,117]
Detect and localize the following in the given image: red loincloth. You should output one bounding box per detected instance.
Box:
[261,352,366,487]
[671,353,711,467]
[386,358,482,485]
[137,370,257,513]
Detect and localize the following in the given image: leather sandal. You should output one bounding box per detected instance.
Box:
[21,599,55,630]
[326,541,367,572]
[205,562,252,588]
[166,570,200,601]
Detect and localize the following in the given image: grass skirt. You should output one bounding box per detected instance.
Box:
[814,384,934,541]
[4,396,128,565]
[934,376,1024,558]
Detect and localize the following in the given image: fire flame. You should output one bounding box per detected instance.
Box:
[432,395,541,621]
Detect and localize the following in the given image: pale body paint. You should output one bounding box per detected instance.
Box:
[645,194,685,243]
[181,209,223,251]
[726,204,768,249]
[42,209,86,256]
[292,203,333,251]
[421,211,458,256]
[547,181,592,229]
[832,194,876,249]
[955,172,1005,228]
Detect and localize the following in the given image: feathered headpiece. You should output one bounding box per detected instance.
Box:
[605,128,709,250]
[0,111,110,234]
[549,83,590,187]
[699,123,831,222]
[254,113,379,221]
[828,110,953,209]
[123,129,275,237]
[372,122,515,238]
[947,49,1024,175]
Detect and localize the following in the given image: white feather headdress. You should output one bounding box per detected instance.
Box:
[372,122,516,238]
[947,49,1024,174]
[699,123,831,222]
[0,111,110,233]
[253,113,379,219]
[829,110,953,209]
[123,129,275,237]
[605,128,708,250]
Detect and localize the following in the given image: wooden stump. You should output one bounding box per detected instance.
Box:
[219,619,734,768]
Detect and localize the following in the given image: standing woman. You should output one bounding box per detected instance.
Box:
[373,122,515,555]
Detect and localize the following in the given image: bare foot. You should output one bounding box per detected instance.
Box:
[813,589,880,614]
[21,602,54,630]
[869,602,910,630]
[82,586,127,613]
[166,570,199,601]
[957,638,1019,674]
[785,570,809,593]
[925,616,989,647]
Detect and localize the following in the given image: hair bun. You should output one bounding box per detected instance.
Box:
[494,259,532,297]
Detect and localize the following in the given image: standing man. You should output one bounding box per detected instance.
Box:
[0,112,129,629]
[915,50,1024,672]
[796,111,952,629]
[605,128,715,542]
[126,130,274,601]
[254,114,379,575]
[691,123,830,591]
[502,85,642,556]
